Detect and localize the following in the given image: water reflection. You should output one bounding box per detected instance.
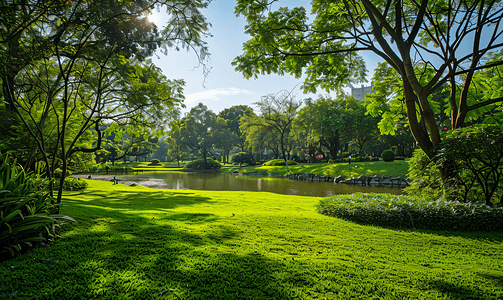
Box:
[109,172,403,197]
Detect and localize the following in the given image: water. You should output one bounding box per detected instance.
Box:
[79,171,403,197]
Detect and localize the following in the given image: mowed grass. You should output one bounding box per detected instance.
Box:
[1,180,502,299]
[234,160,410,178]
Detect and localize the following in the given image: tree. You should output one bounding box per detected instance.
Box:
[240,90,301,171]
[233,0,503,182]
[297,96,367,160]
[178,103,219,163]
[0,0,211,207]
[166,120,188,168]
[218,105,256,152]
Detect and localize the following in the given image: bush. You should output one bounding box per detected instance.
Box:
[184,158,221,170]
[232,152,255,165]
[262,159,298,166]
[406,125,503,206]
[54,168,71,178]
[55,177,88,191]
[317,193,503,231]
[0,154,76,259]
[149,159,161,166]
[381,149,396,162]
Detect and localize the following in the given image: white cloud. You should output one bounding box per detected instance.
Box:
[185,88,252,104]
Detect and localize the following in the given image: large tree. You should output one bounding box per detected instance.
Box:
[233,0,503,181]
[218,105,255,152]
[240,90,301,171]
[177,103,222,163]
[0,0,211,207]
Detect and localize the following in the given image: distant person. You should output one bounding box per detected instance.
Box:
[348,155,351,164]
[106,165,110,175]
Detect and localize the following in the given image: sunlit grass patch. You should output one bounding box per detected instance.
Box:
[0,180,502,299]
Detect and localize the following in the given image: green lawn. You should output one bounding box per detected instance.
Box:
[232,160,410,178]
[1,180,502,299]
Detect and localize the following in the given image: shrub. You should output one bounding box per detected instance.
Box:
[0,154,76,259]
[262,159,298,166]
[184,158,221,170]
[406,124,503,206]
[149,159,161,165]
[232,152,255,165]
[381,149,396,162]
[54,168,71,178]
[55,177,88,191]
[316,193,503,231]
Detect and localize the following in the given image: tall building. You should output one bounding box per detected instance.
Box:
[351,84,374,101]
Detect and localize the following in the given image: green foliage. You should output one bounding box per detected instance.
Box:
[0,154,76,259]
[317,193,503,231]
[54,168,71,178]
[149,159,161,165]
[234,0,503,171]
[437,125,503,206]
[262,159,298,166]
[184,159,221,170]
[406,125,503,206]
[55,177,88,191]
[232,152,255,165]
[381,149,396,162]
[404,149,443,200]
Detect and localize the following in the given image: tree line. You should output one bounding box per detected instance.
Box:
[128,91,414,166]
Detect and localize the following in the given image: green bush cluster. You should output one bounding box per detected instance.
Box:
[317,193,503,231]
[262,159,298,166]
[232,152,255,165]
[149,159,161,166]
[406,124,503,206]
[55,177,88,191]
[0,154,76,259]
[381,149,396,162]
[184,159,221,170]
[53,168,71,178]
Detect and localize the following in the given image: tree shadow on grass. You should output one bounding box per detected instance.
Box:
[63,190,210,212]
[0,197,298,299]
[414,229,503,242]
[428,277,503,300]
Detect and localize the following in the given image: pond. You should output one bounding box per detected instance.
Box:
[78,171,403,197]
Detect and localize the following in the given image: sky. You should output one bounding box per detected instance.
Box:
[149,1,381,115]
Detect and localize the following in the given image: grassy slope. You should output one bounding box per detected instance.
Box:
[1,180,502,299]
[232,160,410,178]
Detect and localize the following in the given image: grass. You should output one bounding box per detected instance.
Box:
[1,180,502,299]
[233,160,410,178]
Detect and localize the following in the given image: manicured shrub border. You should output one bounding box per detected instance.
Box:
[316,193,503,231]
[262,159,298,166]
[184,158,221,170]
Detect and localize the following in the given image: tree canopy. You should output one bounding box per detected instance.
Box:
[0,0,212,206]
[233,0,503,164]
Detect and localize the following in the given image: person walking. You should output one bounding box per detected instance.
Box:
[348,155,351,164]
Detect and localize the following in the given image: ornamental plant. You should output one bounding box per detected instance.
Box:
[0,154,76,259]
[317,193,503,231]
[232,152,255,165]
[184,158,221,170]
[381,149,396,162]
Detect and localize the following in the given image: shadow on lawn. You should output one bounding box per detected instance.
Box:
[429,278,503,299]
[416,229,503,242]
[31,196,296,299]
[64,189,208,211]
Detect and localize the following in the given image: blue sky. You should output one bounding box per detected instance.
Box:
[150,1,380,115]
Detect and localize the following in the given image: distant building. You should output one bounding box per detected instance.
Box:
[351,84,374,101]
